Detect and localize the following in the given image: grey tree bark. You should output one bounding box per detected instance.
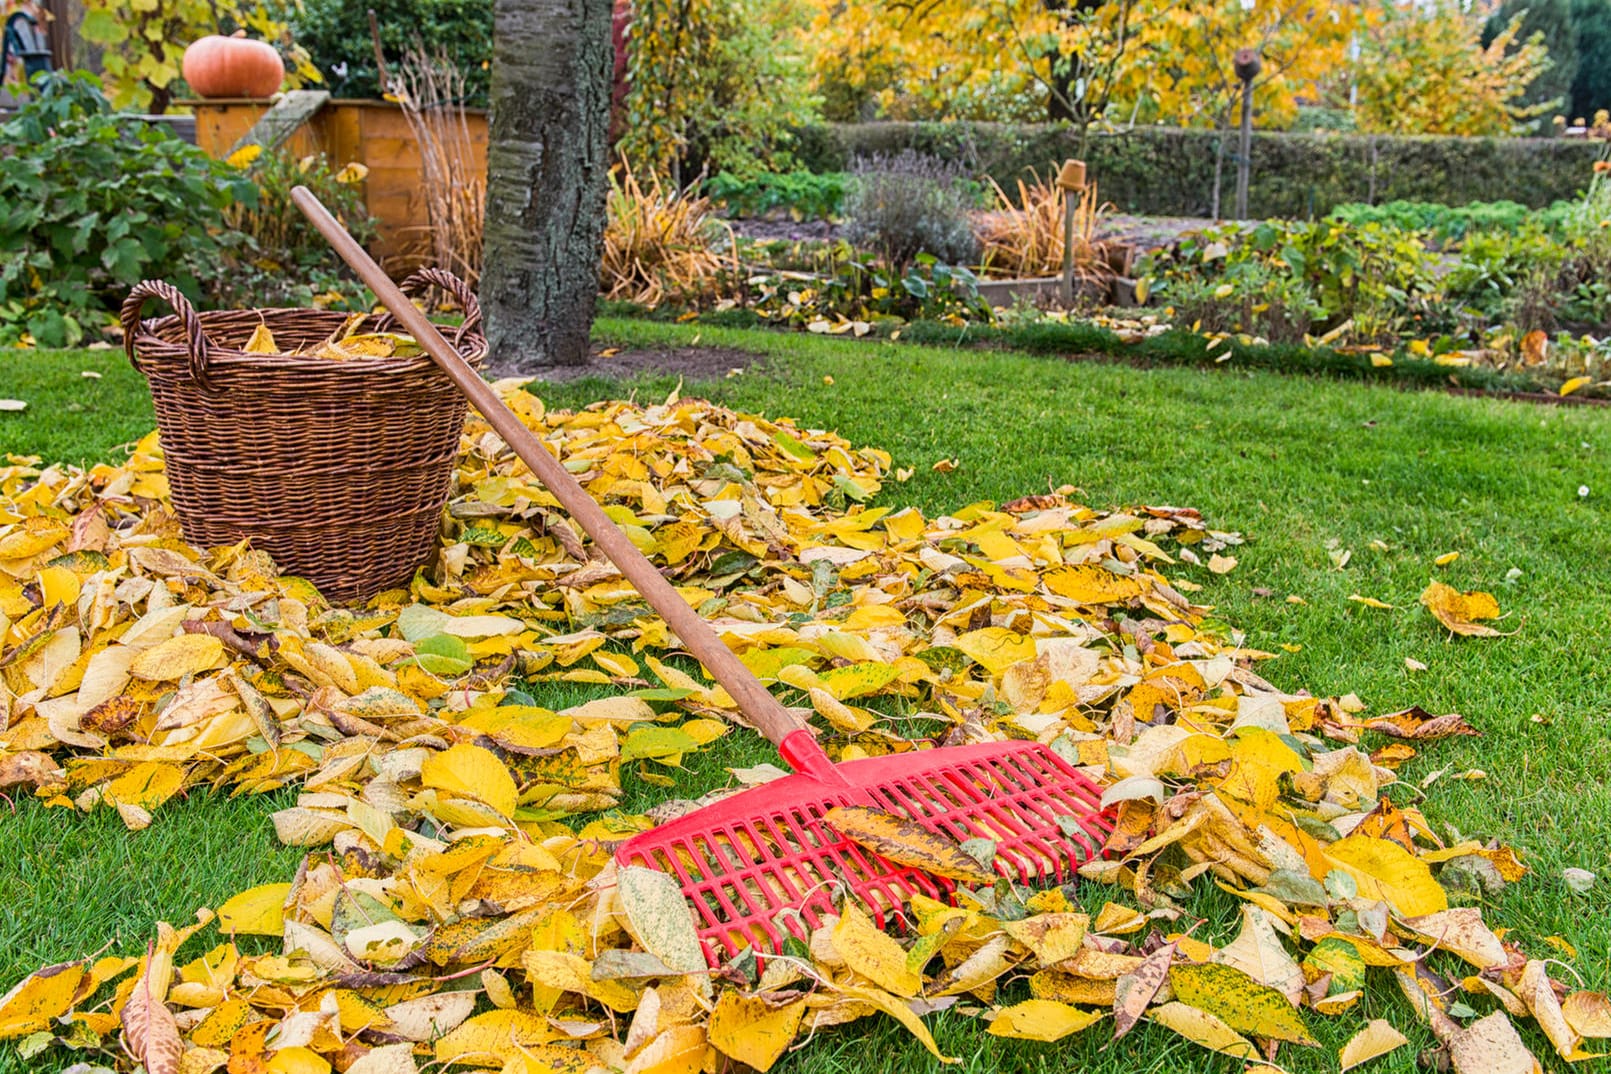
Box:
[481,0,614,369]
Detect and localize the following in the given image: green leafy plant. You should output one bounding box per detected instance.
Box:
[1145,219,1438,337]
[751,254,993,327]
[0,74,256,347]
[215,148,377,310]
[1161,264,1323,345]
[705,169,847,219]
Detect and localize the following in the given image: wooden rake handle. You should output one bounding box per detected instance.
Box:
[290,187,840,780]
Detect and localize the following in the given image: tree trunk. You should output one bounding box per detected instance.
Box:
[481,0,614,369]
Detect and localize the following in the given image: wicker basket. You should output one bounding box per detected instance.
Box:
[121,269,486,605]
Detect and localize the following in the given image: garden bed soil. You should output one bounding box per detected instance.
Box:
[523,343,769,383]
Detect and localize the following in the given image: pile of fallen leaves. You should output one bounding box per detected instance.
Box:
[0,384,1601,1074]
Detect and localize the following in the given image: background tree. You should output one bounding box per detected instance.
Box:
[798,0,1552,139]
[618,0,816,181]
[1484,0,1577,128]
[1348,1,1552,135]
[480,0,614,369]
[1571,0,1611,117]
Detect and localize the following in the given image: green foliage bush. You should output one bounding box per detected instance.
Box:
[1144,219,1440,337]
[1326,199,1564,242]
[218,151,378,310]
[286,0,493,105]
[705,170,847,218]
[0,74,255,347]
[789,122,1605,218]
[752,256,992,326]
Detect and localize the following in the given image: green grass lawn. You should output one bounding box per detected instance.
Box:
[2,322,1609,1072]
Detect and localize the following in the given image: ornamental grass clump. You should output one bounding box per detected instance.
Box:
[600,162,739,307]
[975,171,1111,284]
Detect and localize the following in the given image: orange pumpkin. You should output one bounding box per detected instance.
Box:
[182,33,285,99]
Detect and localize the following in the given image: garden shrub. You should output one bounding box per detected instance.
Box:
[217,149,378,310]
[843,151,979,270]
[751,256,993,326]
[705,170,848,218]
[1144,218,1439,337]
[0,74,255,347]
[1164,265,1323,344]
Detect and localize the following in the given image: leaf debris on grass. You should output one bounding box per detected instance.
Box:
[0,384,1584,1071]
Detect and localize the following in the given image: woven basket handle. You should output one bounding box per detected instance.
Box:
[378,268,481,346]
[121,280,214,391]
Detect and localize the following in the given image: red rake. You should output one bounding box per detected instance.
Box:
[293,189,1114,965]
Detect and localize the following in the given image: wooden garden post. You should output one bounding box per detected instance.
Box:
[1233,47,1261,221]
[1057,158,1086,306]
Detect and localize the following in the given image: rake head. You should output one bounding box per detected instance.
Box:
[616,739,1113,964]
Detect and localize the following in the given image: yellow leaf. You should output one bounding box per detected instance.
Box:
[1564,992,1611,1039]
[707,991,808,1071]
[243,324,279,354]
[1435,551,1460,566]
[824,806,998,885]
[1000,913,1089,964]
[0,961,86,1038]
[1167,962,1316,1045]
[1438,1009,1544,1074]
[985,999,1104,1042]
[1211,905,1304,1005]
[1517,959,1601,1061]
[1399,908,1507,970]
[1042,564,1145,604]
[432,1009,558,1066]
[1148,1001,1259,1059]
[1207,553,1237,574]
[1561,376,1592,396]
[1323,834,1448,917]
[623,1024,708,1074]
[833,982,956,1063]
[1348,594,1396,609]
[128,634,224,681]
[1341,1019,1409,1070]
[952,627,1036,674]
[419,743,517,817]
[103,761,185,811]
[615,866,709,986]
[1420,581,1510,637]
[224,143,262,168]
[216,882,292,936]
[831,904,921,996]
[266,1048,331,1074]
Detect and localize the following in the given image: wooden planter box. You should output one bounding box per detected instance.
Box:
[184,98,488,266]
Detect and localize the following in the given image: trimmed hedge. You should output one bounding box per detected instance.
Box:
[789,122,1602,218]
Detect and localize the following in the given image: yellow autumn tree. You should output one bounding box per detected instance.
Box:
[806,0,1144,125]
[801,0,1550,138]
[1346,1,1554,135]
[1118,1,1361,131]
